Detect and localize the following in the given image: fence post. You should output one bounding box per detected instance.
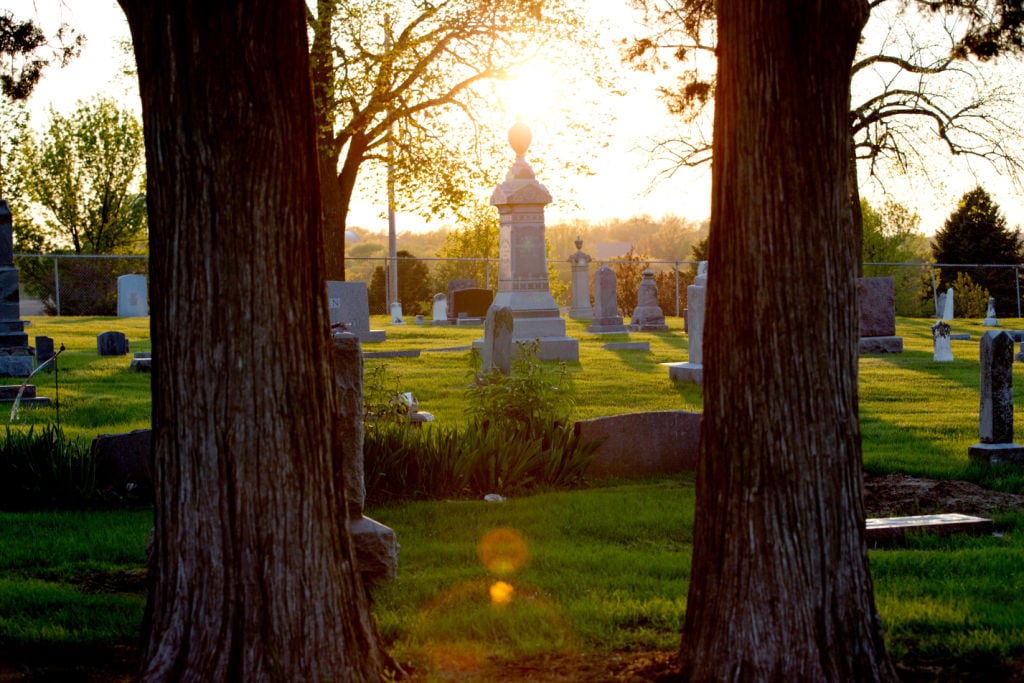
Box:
[674,261,681,318]
[929,264,937,316]
[53,256,61,317]
[1017,265,1021,319]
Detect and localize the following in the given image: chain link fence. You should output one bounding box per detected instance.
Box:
[15,253,1024,320]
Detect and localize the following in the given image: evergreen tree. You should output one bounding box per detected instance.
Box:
[932,186,1023,314]
[368,249,431,315]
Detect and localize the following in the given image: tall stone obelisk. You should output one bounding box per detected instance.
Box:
[0,202,33,376]
[486,122,578,362]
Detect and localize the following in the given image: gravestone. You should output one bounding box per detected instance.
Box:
[628,269,669,332]
[984,297,999,326]
[567,235,593,319]
[97,331,129,356]
[936,291,946,319]
[92,429,153,503]
[932,321,954,362]
[431,293,448,324]
[326,280,385,342]
[116,274,148,317]
[943,286,954,320]
[130,352,152,372]
[450,288,493,322]
[478,122,578,361]
[332,331,398,583]
[668,261,707,384]
[446,279,476,320]
[858,276,903,354]
[35,336,55,366]
[481,305,513,374]
[968,330,1024,464]
[0,202,32,377]
[390,301,404,324]
[587,265,626,333]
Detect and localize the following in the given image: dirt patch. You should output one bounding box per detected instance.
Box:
[864,473,1024,518]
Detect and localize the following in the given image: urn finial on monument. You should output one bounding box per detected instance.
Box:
[508,119,532,158]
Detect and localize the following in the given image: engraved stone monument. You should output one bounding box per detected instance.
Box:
[968,330,1024,464]
[117,274,148,317]
[983,297,999,327]
[628,269,669,332]
[479,122,578,361]
[587,265,626,334]
[668,261,707,384]
[567,235,593,319]
[932,320,954,362]
[0,201,33,376]
[326,281,385,342]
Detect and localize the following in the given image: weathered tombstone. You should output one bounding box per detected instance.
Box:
[332,331,398,583]
[858,276,903,354]
[628,269,669,332]
[390,301,404,324]
[984,297,999,327]
[35,336,55,366]
[97,331,130,356]
[450,288,493,322]
[943,286,954,320]
[116,274,148,317]
[414,314,424,325]
[935,291,946,319]
[481,305,514,374]
[587,265,626,333]
[130,352,152,372]
[478,122,579,361]
[567,235,593,319]
[932,321,954,362]
[431,293,448,324]
[668,261,707,384]
[326,280,385,342]
[968,331,1024,463]
[92,429,153,503]
[446,279,476,320]
[0,202,33,377]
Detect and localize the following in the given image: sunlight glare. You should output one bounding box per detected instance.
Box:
[489,580,515,605]
[478,527,529,575]
[496,57,565,128]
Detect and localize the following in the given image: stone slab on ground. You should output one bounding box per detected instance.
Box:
[968,441,1024,465]
[602,341,650,351]
[363,349,421,359]
[666,361,703,385]
[864,513,993,544]
[859,336,904,354]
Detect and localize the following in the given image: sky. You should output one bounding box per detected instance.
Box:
[8,0,1024,236]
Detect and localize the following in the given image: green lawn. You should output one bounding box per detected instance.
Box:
[3,314,1024,677]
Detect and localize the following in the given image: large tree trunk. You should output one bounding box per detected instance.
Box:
[118,1,390,679]
[679,1,897,680]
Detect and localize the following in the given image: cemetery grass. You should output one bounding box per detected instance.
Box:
[5,316,1024,678]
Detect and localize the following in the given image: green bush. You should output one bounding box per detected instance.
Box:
[0,425,95,511]
[362,344,596,503]
[952,271,991,318]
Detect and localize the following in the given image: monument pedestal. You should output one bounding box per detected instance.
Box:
[667,362,703,385]
[0,204,33,377]
[968,442,1024,465]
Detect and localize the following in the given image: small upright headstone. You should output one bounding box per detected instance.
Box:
[446,279,476,320]
[984,297,999,327]
[858,276,903,354]
[943,287,954,321]
[628,270,669,332]
[936,291,946,319]
[587,265,626,333]
[968,330,1024,464]
[97,331,129,356]
[668,261,706,385]
[35,336,55,366]
[431,293,448,325]
[390,301,404,324]
[326,280,385,343]
[414,314,424,325]
[567,235,593,319]
[931,321,953,362]
[116,274,148,317]
[450,288,493,322]
[482,305,514,375]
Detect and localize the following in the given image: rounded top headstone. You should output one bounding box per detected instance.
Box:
[508,120,532,157]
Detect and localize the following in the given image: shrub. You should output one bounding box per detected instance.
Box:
[952,271,991,318]
[0,425,95,510]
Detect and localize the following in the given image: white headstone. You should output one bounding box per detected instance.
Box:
[942,286,954,321]
[932,321,954,362]
[117,274,148,317]
[984,297,999,327]
[390,301,404,324]
[431,293,447,324]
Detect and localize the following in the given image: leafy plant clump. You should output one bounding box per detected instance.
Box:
[0,425,95,511]
[362,343,596,503]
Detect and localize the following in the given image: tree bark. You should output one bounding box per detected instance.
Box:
[679,1,897,680]
[117,1,390,679]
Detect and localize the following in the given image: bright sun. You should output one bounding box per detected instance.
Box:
[494,57,566,128]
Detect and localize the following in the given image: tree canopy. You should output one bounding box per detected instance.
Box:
[932,185,1023,310]
[307,0,604,279]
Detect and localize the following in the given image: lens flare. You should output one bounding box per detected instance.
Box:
[477,527,529,575]
[489,580,514,604]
